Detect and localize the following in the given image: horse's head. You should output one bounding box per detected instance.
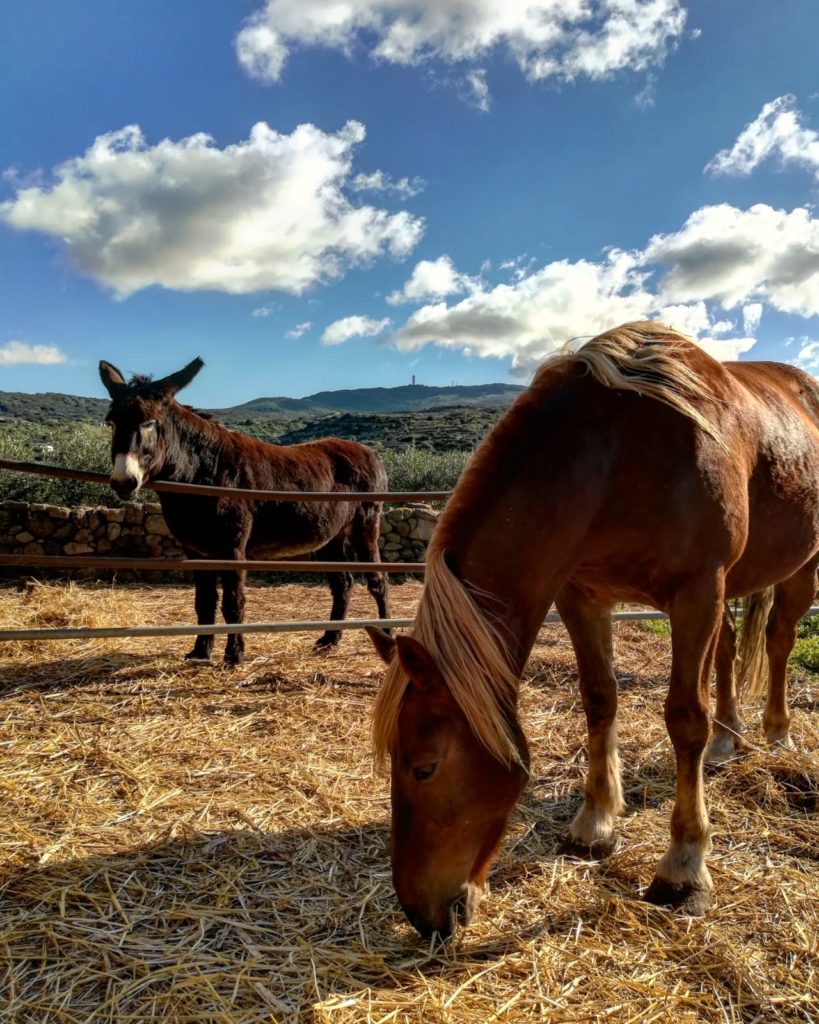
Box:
[368,628,529,940]
[98,357,204,499]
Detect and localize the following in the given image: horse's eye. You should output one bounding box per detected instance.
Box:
[413,763,437,781]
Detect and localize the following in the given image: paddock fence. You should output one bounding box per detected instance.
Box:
[1,457,817,644]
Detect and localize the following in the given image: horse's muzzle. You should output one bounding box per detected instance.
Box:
[402,882,481,941]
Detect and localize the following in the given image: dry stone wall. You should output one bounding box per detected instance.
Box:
[0,500,440,578]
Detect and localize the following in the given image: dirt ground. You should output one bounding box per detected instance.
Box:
[0,579,817,1023]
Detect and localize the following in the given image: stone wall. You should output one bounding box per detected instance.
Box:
[0,499,440,578]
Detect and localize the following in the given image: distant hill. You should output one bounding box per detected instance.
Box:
[0,391,109,422]
[0,381,524,425]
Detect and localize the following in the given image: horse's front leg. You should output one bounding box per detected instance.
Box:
[186,566,218,661]
[221,566,247,666]
[556,585,624,858]
[646,573,723,915]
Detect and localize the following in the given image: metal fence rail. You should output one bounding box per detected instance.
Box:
[0,458,452,503]
[0,554,422,573]
[3,606,817,644]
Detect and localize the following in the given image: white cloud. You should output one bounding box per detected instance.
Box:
[644,203,819,317]
[0,122,424,297]
[237,0,688,105]
[321,315,391,345]
[286,320,313,338]
[742,302,762,334]
[0,340,67,366]
[387,254,472,304]
[251,303,278,318]
[391,249,657,372]
[706,95,819,181]
[791,338,819,373]
[465,69,490,112]
[351,170,425,197]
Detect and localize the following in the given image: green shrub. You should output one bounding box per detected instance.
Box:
[1,424,471,507]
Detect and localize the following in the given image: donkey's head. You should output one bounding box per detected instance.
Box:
[99,357,204,499]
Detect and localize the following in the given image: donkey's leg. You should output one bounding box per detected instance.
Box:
[556,586,624,859]
[185,568,219,661]
[221,569,247,666]
[315,533,354,651]
[763,557,818,748]
[645,574,723,915]
[706,606,744,763]
[351,503,391,625]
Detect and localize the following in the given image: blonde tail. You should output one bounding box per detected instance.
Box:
[737,589,774,701]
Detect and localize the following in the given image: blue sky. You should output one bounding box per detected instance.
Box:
[1,0,819,408]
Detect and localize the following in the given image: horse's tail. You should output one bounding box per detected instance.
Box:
[736,588,774,701]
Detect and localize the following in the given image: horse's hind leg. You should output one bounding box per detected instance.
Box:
[315,533,354,651]
[763,557,818,748]
[706,606,743,763]
[645,573,722,916]
[350,503,391,625]
[221,568,247,666]
[556,586,624,859]
[186,568,218,661]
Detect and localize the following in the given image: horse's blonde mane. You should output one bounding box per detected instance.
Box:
[535,320,724,446]
[372,537,522,769]
[372,321,724,768]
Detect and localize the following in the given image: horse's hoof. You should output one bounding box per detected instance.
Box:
[644,876,712,916]
[705,732,741,765]
[766,731,795,751]
[560,833,619,860]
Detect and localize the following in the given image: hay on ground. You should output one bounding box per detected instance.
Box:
[0,580,816,1023]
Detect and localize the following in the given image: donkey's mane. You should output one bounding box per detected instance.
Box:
[536,320,723,445]
[372,321,724,768]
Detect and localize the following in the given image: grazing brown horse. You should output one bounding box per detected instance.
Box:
[99,358,390,664]
[367,320,819,939]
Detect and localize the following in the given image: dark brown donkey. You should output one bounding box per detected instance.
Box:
[99,358,390,664]
[367,320,819,939]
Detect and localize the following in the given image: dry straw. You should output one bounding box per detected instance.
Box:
[0,580,816,1023]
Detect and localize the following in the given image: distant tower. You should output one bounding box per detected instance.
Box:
[412,374,416,385]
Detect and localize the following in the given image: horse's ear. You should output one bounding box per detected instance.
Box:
[99,360,127,398]
[365,625,396,665]
[157,357,204,397]
[395,636,446,694]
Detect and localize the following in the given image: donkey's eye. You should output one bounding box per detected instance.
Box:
[140,420,157,431]
[413,763,437,781]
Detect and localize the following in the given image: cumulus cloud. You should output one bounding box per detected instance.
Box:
[742,302,763,334]
[286,320,313,338]
[236,0,688,103]
[0,340,67,365]
[0,122,424,297]
[706,95,819,181]
[321,314,391,345]
[391,250,658,372]
[644,203,819,316]
[351,170,425,197]
[791,338,819,373]
[387,255,472,304]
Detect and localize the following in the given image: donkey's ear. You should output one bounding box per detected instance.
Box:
[99,360,127,397]
[365,625,396,665]
[158,357,204,397]
[395,636,446,695]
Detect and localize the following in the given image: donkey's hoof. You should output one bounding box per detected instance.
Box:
[644,876,712,916]
[185,649,212,662]
[223,651,245,667]
[560,833,619,861]
[314,632,341,652]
